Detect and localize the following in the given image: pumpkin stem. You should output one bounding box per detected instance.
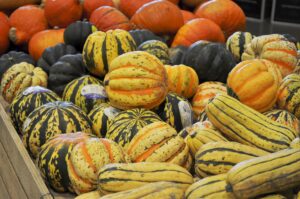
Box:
[9,27,28,45]
[40,0,46,8]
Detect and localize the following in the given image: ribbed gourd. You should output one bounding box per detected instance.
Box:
[22,101,93,158]
[264,109,300,132]
[137,40,170,64]
[194,141,268,177]
[83,30,136,77]
[10,86,60,133]
[62,75,107,113]
[98,162,194,194]
[106,108,161,148]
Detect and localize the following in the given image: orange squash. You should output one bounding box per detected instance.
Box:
[43,0,83,28]
[119,0,154,18]
[131,0,184,35]
[0,0,41,10]
[28,29,65,61]
[89,6,133,32]
[81,0,114,18]
[167,0,179,4]
[195,0,246,38]
[181,10,197,24]
[9,5,48,45]
[171,18,225,47]
[227,59,282,112]
[0,12,10,54]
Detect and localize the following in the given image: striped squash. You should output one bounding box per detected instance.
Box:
[10,86,60,133]
[156,93,193,132]
[226,31,253,62]
[126,121,191,168]
[75,191,101,199]
[22,101,93,158]
[88,103,121,138]
[206,94,297,152]
[99,182,185,199]
[259,195,287,199]
[194,141,268,177]
[277,74,300,118]
[291,138,300,149]
[98,162,194,194]
[106,108,161,148]
[227,148,300,198]
[83,30,136,77]
[192,81,227,116]
[179,121,217,139]
[0,62,48,103]
[68,137,130,194]
[197,110,209,122]
[242,34,298,77]
[62,75,107,113]
[104,51,168,110]
[297,191,300,199]
[264,109,300,132]
[165,65,199,99]
[137,40,170,64]
[185,174,234,199]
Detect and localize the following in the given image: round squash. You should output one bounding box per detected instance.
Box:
[277,74,300,118]
[192,81,227,116]
[22,101,93,158]
[10,86,60,134]
[137,40,170,64]
[227,59,282,112]
[104,51,168,110]
[183,41,236,83]
[0,0,42,10]
[88,103,121,137]
[118,0,154,18]
[83,30,136,77]
[169,45,188,65]
[106,108,161,148]
[181,10,197,24]
[0,12,10,54]
[129,29,165,47]
[82,0,114,18]
[62,75,107,113]
[242,34,298,77]
[0,62,48,103]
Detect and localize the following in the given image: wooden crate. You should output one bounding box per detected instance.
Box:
[0,97,75,199]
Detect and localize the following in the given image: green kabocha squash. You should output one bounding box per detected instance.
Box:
[169,45,188,65]
[137,40,170,64]
[88,103,121,138]
[156,93,193,132]
[129,29,165,47]
[48,54,89,96]
[22,101,93,158]
[10,86,60,134]
[83,30,136,77]
[0,51,35,80]
[62,75,107,113]
[37,43,77,74]
[183,41,236,83]
[64,21,98,51]
[226,31,254,62]
[106,108,161,148]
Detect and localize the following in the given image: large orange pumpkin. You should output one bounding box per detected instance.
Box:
[89,6,133,32]
[82,0,114,18]
[118,0,154,18]
[28,29,65,61]
[195,0,246,38]
[0,12,10,54]
[227,59,282,112]
[181,10,197,24]
[9,5,48,45]
[43,0,83,28]
[171,18,225,47]
[131,0,184,35]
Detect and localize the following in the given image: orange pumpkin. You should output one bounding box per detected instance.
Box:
[181,10,197,24]
[0,12,10,54]
[119,0,154,18]
[0,0,41,10]
[165,64,199,98]
[227,59,282,112]
[131,0,184,35]
[171,18,225,47]
[89,6,133,32]
[9,5,48,45]
[43,0,83,28]
[81,0,114,18]
[195,0,246,38]
[28,29,65,61]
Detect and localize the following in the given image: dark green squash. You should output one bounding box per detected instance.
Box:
[0,51,35,80]
[183,41,236,83]
[64,21,98,51]
[48,54,89,96]
[129,29,165,47]
[137,40,170,64]
[37,43,77,74]
[169,45,188,65]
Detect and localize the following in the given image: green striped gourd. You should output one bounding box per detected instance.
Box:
[137,40,170,64]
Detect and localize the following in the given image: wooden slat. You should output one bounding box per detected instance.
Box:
[0,175,10,199]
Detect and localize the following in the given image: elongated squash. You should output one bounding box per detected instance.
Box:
[206,94,298,152]
[259,195,286,199]
[226,148,300,198]
[291,137,300,149]
[75,191,101,199]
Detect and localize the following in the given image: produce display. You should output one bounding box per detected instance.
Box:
[0,0,300,198]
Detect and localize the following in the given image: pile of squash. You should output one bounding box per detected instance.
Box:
[1,0,300,198]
